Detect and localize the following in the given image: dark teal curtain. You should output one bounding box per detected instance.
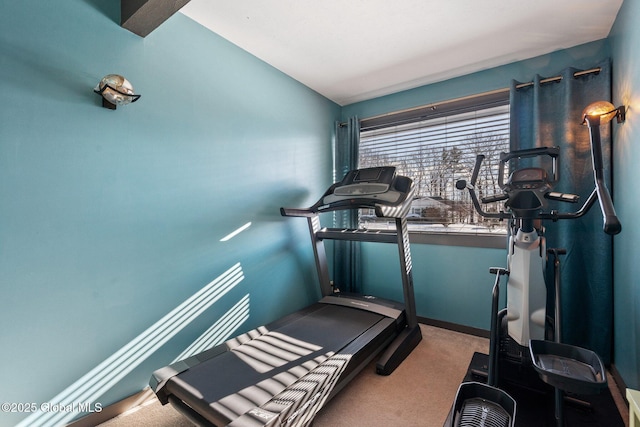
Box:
[509,60,614,363]
[333,117,361,292]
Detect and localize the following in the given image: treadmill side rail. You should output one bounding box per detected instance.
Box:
[320,295,404,320]
[151,342,231,404]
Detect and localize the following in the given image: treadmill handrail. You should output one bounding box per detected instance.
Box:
[316,228,401,243]
[280,207,315,217]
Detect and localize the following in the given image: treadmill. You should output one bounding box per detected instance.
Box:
[149,166,423,427]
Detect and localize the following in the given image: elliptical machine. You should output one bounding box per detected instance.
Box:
[453,108,622,426]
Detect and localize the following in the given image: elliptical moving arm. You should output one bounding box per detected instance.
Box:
[587,119,622,235]
[455,154,509,220]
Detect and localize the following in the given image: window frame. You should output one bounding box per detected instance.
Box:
[358,90,511,248]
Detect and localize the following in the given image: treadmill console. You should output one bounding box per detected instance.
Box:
[333,167,395,196]
[281,166,414,219]
[315,167,413,217]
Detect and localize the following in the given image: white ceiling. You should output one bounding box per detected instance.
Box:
[180,0,623,106]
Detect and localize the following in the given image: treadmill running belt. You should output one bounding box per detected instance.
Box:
[165,304,391,425]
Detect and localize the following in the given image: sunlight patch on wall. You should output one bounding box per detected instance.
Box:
[220,222,252,241]
[16,263,245,427]
[172,294,250,362]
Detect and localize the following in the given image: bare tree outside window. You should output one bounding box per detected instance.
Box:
[359,104,510,235]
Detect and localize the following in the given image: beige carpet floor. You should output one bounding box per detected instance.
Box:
[312,324,489,426]
[99,324,628,427]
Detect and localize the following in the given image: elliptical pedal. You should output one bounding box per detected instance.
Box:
[458,398,511,427]
[447,382,516,427]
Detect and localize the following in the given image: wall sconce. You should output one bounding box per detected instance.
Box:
[94,74,141,110]
[582,100,626,126]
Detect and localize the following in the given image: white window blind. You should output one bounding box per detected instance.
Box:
[359,103,510,235]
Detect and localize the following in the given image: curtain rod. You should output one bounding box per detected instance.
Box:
[343,67,601,126]
[514,67,601,89]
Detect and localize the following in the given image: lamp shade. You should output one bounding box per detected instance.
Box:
[94,74,140,109]
[582,101,618,125]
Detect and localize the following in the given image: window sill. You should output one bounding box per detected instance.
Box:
[408,232,506,248]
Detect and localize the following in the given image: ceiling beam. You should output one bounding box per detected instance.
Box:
[121,0,191,37]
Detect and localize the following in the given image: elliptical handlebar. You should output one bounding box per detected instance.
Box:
[456,142,621,235]
[586,120,622,235]
[595,180,621,235]
[470,154,485,187]
[455,154,507,220]
[497,146,560,188]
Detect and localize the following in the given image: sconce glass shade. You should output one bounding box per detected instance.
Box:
[94,74,141,109]
[582,101,618,125]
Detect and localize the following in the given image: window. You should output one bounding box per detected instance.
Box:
[358,92,510,244]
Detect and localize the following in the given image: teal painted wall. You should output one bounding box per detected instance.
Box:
[344,41,612,331]
[359,242,505,330]
[610,0,640,391]
[0,1,339,425]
